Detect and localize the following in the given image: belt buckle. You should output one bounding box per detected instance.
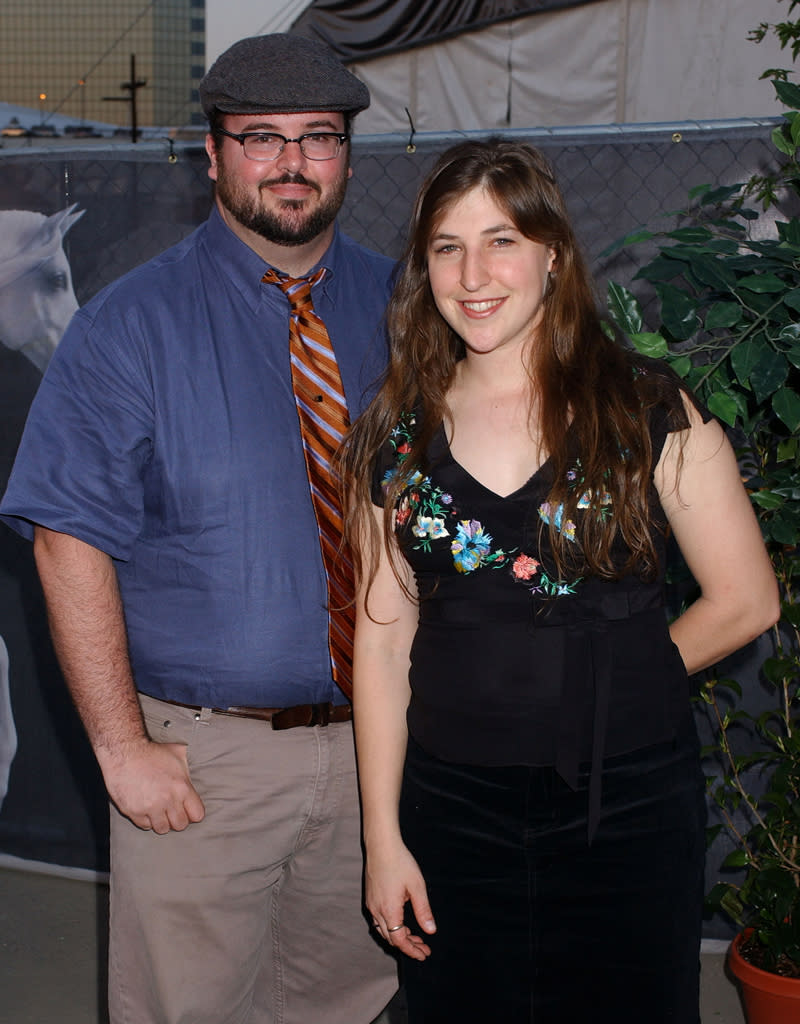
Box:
[270,702,330,730]
[309,702,331,727]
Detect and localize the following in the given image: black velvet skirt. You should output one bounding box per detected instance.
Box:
[398,719,706,1024]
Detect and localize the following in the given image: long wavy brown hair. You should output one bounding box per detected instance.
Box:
[339,137,664,602]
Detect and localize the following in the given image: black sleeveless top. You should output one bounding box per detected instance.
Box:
[372,360,710,830]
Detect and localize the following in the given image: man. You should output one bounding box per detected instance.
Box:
[0,34,398,1024]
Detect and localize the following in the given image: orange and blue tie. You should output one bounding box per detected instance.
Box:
[263,267,355,699]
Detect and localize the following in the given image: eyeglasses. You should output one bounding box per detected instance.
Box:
[217,128,349,162]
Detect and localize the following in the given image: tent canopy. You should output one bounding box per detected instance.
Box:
[291,0,603,61]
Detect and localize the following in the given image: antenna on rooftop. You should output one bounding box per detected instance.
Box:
[103,54,147,142]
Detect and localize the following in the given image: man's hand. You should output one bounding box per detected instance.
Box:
[97,737,205,834]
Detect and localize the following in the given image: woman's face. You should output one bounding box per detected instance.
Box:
[426,186,555,362]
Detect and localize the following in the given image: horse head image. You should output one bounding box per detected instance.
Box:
[0,205,85,372]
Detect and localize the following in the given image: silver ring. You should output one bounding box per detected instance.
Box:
[386,923,404,933]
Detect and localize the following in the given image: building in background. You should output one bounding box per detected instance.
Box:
[0,0,206,130]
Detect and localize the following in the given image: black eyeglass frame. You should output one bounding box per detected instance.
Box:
[216,127,350,161]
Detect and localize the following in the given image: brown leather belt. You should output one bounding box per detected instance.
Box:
[159,698,352,730]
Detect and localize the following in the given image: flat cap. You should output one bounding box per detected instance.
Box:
[200,34,370,119]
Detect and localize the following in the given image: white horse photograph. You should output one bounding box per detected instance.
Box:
[0,205,84,372]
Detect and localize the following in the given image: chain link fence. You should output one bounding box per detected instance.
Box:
[0,118,782,305]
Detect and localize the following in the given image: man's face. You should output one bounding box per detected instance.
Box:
[206,111,351,247]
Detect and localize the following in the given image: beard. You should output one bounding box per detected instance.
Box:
[215,153,348,247]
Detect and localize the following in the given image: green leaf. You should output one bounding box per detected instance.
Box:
[731,339,762,387]
[683,251,739,291]
[777,222,800,247]
[705,301,742,330]
[635,255,686,284]
[772,125,796,156]
[700,184,745,206]
[763,654,800,683]
[774,77,800,109]
[600,319,616,341]
[750,490,785,510]
[630,332,668,358]
[665,226,714,243]
[739,273,789,293]
[606,282,642,335]
[668,355,692,378]
[598,229,654,258]
[750,348,789,405]
[779,324,800,344]
[768,509,800,546]
[723,849,750,869]
[655,283,700,341]
[783,287,800,312]
[781,599,800,628]
[706,238,742,255]
[707,391,740,428]
[774,387,800,432]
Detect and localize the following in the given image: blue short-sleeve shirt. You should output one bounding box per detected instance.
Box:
[0,207,394,707]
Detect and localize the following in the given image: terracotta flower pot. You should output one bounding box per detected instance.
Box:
[728,930,800,1023]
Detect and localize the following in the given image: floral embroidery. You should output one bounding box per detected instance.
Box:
[381,414,458,553]
[413,515,450,542]
[510,552,580,597]
[537,458,612,543]
[511,553,540,580]
[381,412,580,590]
[538,500,577,542]
[450,519,513,574]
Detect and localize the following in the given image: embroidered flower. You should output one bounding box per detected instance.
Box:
[412,515,449,541]
[576,489,612,511]
[428,518,449,539]
[512,557,581,598]
[512,553,540,580]
[396,496,411,526]
[538,501,576,542]
[451,519,493,573]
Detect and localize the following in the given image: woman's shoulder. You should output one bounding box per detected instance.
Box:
[626,352,710,433]
[370,408,422,505]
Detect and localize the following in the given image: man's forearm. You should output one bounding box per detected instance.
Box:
[33,526,145,757]
[32,525,205,832]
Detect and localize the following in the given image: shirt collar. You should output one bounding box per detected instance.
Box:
[204,205,342,305]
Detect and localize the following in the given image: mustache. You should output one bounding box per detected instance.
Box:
[259,173,321,194]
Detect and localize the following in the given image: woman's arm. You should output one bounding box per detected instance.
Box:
[353,504,436,960]
[655,399,780,675]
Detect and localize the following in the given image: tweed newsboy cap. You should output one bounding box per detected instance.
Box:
[199,34,370,119]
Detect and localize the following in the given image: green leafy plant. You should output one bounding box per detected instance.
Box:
[605,1,800,977]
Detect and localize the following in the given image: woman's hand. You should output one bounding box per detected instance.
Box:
[366,837,436,961]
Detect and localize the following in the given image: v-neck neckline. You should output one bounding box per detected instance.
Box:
[435,423,554,501]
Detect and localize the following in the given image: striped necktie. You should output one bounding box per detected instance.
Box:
[263,267,354,700]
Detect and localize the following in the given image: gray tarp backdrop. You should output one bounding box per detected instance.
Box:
[291,0,605,61]
[0,121,782,938]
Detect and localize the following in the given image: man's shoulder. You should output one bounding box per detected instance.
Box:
[82,220,210,318]
[335,231,396,287]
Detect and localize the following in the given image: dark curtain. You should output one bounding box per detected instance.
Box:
[290,0,606,62]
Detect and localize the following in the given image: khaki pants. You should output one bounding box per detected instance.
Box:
[108,694,397,1024]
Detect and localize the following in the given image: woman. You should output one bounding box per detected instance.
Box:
[340,139,778,1022]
